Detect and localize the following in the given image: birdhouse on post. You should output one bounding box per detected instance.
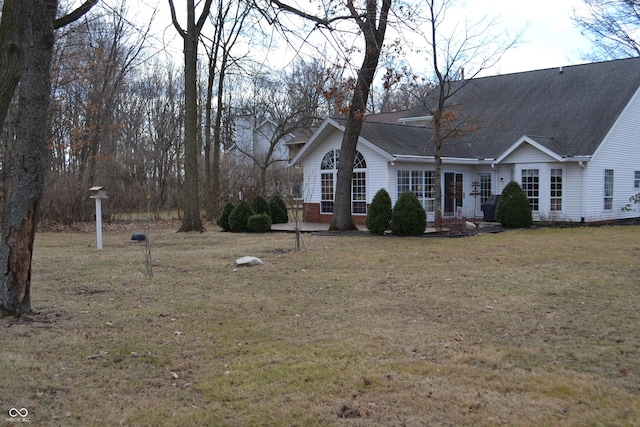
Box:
[89,186,108,250]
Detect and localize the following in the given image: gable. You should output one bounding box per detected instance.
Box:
[290,118,395,166]
[499,142,560,164]
[496,136,565,164]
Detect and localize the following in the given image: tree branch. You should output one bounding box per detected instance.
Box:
[269,0,330,27]
[167,0,186,39]
[53,0,99,29]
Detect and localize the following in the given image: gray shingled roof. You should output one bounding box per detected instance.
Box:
[359,57,640,159]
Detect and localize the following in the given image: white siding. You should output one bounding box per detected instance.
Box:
[495,165,514,193]
[562,163,584,221]
[500,143,558,164]
[585,87,640,221]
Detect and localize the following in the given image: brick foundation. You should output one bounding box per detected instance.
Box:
[303,203,367,224]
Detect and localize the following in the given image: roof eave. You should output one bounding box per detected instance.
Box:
[391,155,493,165]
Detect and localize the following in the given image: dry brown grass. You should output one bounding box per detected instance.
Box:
[1,224,639,426]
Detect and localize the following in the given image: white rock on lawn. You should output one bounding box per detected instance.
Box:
[233,256,264,266]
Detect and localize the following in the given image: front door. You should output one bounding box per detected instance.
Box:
[444,172,463,216]
[476,172,492,217]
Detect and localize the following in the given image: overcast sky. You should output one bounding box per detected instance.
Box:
[131,0,593,76]
[472,0,592,74]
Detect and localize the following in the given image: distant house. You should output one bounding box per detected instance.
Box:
[232,117,292,164]
[290,57,640,224]
[228,117,295,195]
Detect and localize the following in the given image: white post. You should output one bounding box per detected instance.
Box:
[95,197,103,250]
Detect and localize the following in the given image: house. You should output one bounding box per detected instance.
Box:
[232,116,292,164]
[290,57,640,224]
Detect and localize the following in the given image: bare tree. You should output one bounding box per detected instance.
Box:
[0,0,97,316]
[572,0,640,59]
[44,1,153,223]
[232,60,325,195]
[202,0,252,220]
[169,0,214,232]
[418,0,518,226]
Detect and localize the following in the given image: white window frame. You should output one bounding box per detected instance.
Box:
[604,169,614,210]
[396,169,436,213]
[550,168,562,212]
[521,169,540,212]
[320,149,367,215]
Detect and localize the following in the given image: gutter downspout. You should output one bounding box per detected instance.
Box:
[579,161,586,223]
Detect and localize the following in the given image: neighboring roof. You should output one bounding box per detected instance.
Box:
[303,57,640,161]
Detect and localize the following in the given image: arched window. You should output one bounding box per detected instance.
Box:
[320,149,367,214]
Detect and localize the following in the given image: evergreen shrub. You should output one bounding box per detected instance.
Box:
[247,213,272,232]
[269,195,288,224]
[254,195,270,216]
[366,188,392,234]
[229,200,255,232]
[216,201,235,231]
[390,191,426,236]
[495,181,533,228]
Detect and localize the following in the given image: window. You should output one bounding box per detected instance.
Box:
[635,171,640,189]
[604,169,614,210]
[320,149,367,214]
[352,172,366,214]
[397,169,435,212]
[478,173,492,209]
[398,170,410,194]
[321,173,334,213]
[521,169,539,211]
[321,150,339,170]
[550,169,562,211]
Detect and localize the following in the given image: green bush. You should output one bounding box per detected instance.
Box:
[496,181,533,228]
[254,195,270,216]
[228,200,255,232]
[390,191,426,236]
[268,195,288,224]
[366,188,392,234]
[247,213,272,232]
[216,201,235,232]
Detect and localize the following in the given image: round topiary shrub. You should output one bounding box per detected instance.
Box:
[268,195,288,224]
[254,195,270,216]
[366,188,392,234]
[495,181,533,228]
[247,213,272,232]
[216,201,235,231]
[228,200,255,232]
[390,191,426,236]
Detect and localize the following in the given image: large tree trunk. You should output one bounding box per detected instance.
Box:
[169,0,213,232]
[0,0,57,316]
[329,0,391,231]
[177,3,204,232]
[0,0,28,127]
